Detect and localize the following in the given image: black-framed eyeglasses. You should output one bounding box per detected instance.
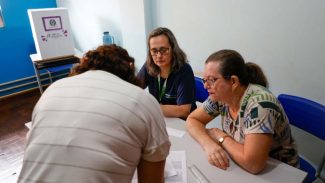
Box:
[150,47,170,56]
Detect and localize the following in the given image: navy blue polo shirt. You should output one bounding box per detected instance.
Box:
[137,63,197,112]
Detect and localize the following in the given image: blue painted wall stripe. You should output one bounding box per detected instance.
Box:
[0,0,57,95]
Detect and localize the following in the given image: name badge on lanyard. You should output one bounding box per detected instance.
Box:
[158,74,168,103]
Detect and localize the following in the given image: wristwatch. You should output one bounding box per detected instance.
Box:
[218,135,229,145]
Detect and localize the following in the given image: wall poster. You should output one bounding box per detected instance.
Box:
[0,5,5,28]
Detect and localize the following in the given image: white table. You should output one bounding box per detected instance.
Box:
[165,117,307,183]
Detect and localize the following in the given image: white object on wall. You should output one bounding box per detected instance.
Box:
[28,8,75,60]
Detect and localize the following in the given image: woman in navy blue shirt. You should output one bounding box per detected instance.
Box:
[137,27,196,119]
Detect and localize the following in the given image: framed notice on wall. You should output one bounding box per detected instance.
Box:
[28,8,75,60]
[0,5,5,28]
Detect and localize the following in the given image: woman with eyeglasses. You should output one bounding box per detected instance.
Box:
[186,50,298,174]
[137,27,196,119]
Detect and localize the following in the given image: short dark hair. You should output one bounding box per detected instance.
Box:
[71,44,140,86]
[146,27,187,76]
[205,49,269,88]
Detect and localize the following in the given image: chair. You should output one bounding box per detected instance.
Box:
[278,94,325,183]
[45,64,73,83]
[195,76,209,102]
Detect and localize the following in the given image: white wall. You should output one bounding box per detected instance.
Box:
[56,0,147,70]
[151,0,325,105]
[119,0,147,71]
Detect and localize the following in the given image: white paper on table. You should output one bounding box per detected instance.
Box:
[165,151,187,183]
[132,151,187,183]
[167,127,185,138]
[165,157,178,177]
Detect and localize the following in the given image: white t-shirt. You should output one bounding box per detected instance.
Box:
[18,70,171,183]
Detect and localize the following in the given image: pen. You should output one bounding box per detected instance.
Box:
[188,164,210,183]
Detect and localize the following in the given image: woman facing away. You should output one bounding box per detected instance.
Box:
[18,45,170,183]
[186,49,298,174]
[137,27,196,120]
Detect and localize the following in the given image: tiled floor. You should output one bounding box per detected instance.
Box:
[0,89,40,183]
[0,127,28,183]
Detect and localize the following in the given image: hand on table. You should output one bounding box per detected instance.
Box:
[203,128,229,170]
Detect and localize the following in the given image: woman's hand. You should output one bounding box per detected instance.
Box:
[203,129,229,170]
[186,107,229,170]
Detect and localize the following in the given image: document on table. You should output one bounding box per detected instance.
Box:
[167,127,185,138]
[132,151,187,183]
[165,151,187,183]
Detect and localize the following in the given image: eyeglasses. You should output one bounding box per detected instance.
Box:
[202,77,223,86]
[150,47,170,56]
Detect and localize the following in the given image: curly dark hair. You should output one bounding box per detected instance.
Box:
[71,44,141,86]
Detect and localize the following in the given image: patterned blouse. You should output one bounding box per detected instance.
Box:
[203,84,299,167]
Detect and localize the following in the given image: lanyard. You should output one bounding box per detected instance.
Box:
[158,74,168,103]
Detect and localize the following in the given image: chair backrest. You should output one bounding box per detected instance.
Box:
[195,76,209,103]
[278,94,325,140]
[278,94,325,183]
[46,64,73,73]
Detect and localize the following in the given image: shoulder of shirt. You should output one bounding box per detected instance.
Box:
[246,84,278,105]
[174,63,193,74]
[183,62,193,69]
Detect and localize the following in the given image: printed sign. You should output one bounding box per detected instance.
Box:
[28,8,75,60]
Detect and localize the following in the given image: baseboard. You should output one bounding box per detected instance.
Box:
[0,87,41,101]
[0,70,69,98]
